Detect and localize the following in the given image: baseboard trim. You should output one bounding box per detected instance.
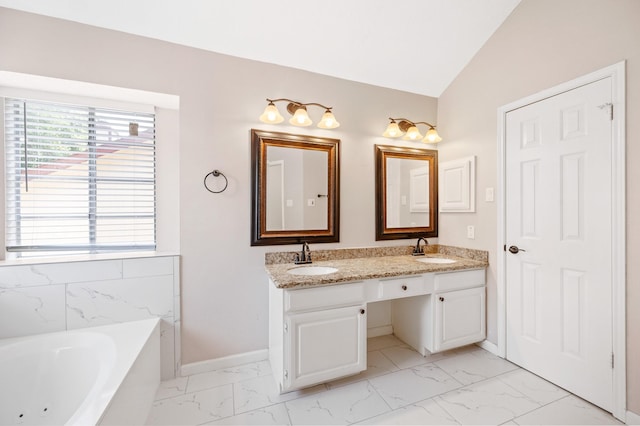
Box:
[367,325,393,338]
[180,349,269,377]
[477,339,499,356]
[626,410,640,425]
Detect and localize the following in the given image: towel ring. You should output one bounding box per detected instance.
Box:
[204,170,228,193]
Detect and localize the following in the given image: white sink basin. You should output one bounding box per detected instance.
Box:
[415,257,457,264]
[287,266,339,276]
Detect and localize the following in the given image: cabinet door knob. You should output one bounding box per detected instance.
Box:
[360,309,365,315]
[401,285,408,291]
[439,296,445,302]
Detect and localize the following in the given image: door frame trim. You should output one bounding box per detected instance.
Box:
[496,61,626,420]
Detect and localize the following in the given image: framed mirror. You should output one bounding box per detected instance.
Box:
[375,144,438,240]
[251,129,340,246]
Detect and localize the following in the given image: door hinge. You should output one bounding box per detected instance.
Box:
[598,102,613,120]
[284,370,288,379]
[284,323,288,333]
[611,352,615,369]
[503,244,506,252]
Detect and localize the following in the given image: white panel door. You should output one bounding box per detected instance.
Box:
[505,78,613,411]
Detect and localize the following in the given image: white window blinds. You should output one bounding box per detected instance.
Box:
[4,97,156,255]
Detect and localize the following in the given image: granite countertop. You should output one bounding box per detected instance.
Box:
[265,245,489,289]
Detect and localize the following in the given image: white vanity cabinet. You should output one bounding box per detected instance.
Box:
[391,269,486,356]
[286,304,367,391]
[269,267,486,393]
[427,269,487,353]
[433,286,486,352]
[269,280,367,393]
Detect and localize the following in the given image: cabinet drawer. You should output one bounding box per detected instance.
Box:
[434,269,485,292]
[378,275,425,300]
[285,282,365,312]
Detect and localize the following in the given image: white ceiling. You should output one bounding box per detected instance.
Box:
[0,0,521,97]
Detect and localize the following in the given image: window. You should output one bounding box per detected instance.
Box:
[4,97,156,256]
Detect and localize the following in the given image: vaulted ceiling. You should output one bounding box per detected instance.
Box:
[0,0,521,97]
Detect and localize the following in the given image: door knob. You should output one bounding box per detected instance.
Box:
[360,309,366,315]
[508,245,526,254]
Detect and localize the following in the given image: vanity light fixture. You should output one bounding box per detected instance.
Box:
[259,98,340,129]
[382,118,442,143]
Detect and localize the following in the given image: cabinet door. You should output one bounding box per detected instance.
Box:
[284,305,366,391]
[434,286,485,352]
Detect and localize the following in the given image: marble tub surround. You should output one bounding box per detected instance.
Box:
[0,254,181,380]
[265,245,488,289]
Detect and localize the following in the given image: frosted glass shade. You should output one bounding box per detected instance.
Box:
[423,128,442,143]
[259,104,284,124]
[289,108,312,126]
[317,111,340,129]
[382,122,403,138]
[402,126,423,141]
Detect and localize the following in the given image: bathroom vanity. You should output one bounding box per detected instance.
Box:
[266,246,488,393]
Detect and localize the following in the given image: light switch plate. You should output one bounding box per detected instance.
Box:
[467,225,475,239]
[485,187,494,202]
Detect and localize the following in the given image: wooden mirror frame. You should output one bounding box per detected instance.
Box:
[251,129,340,246]
[375,144,438,240]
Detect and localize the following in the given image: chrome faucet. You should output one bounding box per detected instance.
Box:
[294,242,312,264]
[412,237,428,256]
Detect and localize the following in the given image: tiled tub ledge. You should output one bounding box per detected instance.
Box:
[265,245,489,289]
[0,250,179,267]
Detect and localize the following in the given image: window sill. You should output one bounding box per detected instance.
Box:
[0,251,180,267]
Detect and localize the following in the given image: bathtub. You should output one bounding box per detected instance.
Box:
[0,318,160,426]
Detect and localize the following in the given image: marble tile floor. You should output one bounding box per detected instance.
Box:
[146,335,622,425]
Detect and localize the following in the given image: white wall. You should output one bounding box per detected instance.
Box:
[437,0,640,414]
[0,254,180,379]
[0,8,437,367]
